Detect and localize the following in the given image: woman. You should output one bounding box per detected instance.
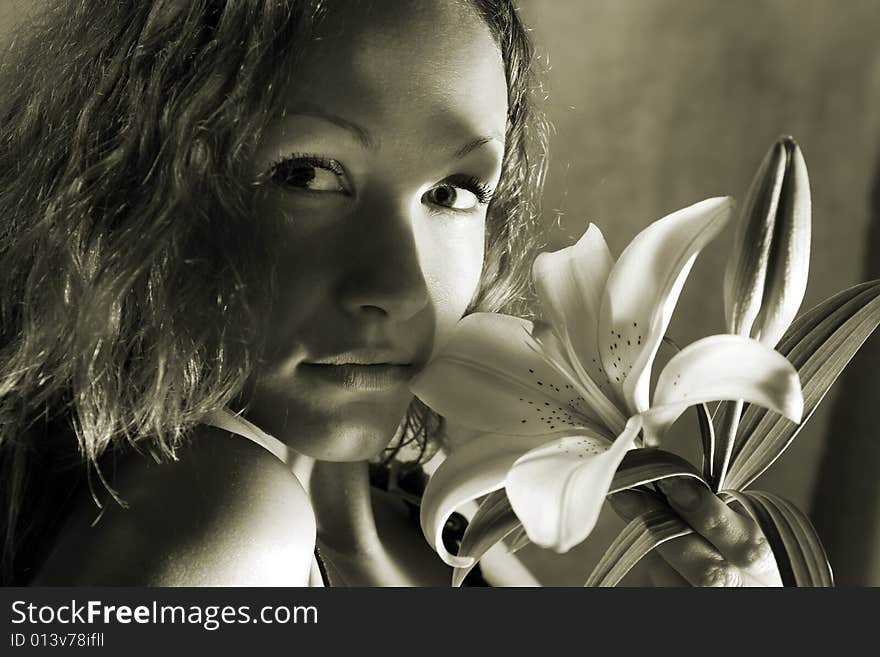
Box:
[0,0,778,586]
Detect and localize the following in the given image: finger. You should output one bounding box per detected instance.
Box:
[608,490,724,587]
[642,553,690,587]
[608,488,666,522]
[656,477,773,571]
[652,533,744,587]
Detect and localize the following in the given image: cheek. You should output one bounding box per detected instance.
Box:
[419,219,486,356]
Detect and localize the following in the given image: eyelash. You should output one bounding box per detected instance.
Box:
[440,174,495,207]
[266,154,495,208]
[268,153,346,190]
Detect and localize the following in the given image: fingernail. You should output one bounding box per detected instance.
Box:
[610,490,644,520]
[657,478,704,511]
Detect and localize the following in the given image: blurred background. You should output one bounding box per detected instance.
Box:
[2,0,878,584]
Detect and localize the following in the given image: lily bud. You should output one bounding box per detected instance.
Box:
[724,136,811,347]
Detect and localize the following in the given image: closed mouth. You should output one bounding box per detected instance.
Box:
[299,362,414,392]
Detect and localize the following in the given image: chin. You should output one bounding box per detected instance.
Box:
[303,426,393,461]
[241,388,412,462]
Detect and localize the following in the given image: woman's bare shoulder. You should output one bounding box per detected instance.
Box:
[34,424,315,586]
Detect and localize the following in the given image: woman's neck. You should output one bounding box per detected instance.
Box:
[289,455,383,556]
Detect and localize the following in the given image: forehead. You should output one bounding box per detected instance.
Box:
[278,0,508,145]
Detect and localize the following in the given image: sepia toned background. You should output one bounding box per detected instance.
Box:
[2,1,878,584]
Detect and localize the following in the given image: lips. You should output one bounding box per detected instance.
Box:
[307,348,414,367]
[300,362,414,392]
[300,348,417,392]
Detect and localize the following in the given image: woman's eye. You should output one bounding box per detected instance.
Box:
[423,176,493,212]
[269,156,349,194]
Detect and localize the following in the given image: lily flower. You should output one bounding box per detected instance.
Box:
[411,197,804,566]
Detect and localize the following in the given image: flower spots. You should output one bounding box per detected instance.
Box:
[516,360,598,429]
[552,435,610,460]
[515,387,585,430]
[602,321,647,389]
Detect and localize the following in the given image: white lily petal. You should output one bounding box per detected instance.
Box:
[411,313,602,435]
[599,197,734,415]
[643,334,804,441]
[420,433,554,567]
[506,416,643,553]
[529,322,625,435]
[533,225,618,403]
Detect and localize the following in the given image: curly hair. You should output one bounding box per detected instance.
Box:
[0,0,548,584]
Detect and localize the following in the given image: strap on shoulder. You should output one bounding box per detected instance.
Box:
[202,408,292,466]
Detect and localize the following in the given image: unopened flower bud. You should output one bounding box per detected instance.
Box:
[724,136,811,346]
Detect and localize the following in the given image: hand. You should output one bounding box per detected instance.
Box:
[610,478,782,587]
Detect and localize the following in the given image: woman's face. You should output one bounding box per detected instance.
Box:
[244,0,508,460]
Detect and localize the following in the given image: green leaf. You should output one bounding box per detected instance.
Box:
[505,526,532,554]
[584,506,692,587]
[697,402,717,484]
[726,280,880,489]
[609,447,706,493]
[710,400,743,491]
[451,490,522,587]
[720,490,833,586]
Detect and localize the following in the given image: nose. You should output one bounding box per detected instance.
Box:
[337,200,430,321]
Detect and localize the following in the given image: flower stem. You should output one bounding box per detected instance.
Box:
[712,399,744,491]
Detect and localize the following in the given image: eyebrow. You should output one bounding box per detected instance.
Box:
[283,104,504,160]
[453,133,505,160]
[284,104,378,150]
